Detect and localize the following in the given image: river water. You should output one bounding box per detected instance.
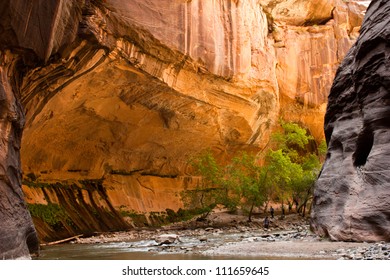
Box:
[37,242,209,260]
[37,242,262,260]
[36,231,269,260]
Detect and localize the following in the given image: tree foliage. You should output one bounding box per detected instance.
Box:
[185,150,225,214]
[266,149,303,203]
[226,152,268,221]
[266,121,321,216]
[186,121,326,220]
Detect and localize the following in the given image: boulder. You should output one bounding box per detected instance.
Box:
[311,0,390,242]
[155,234,179,245]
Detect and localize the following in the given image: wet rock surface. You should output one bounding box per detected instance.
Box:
[311,0,390,242]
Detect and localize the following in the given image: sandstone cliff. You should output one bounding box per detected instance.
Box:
[311,0,390,242]
[0,0,368,249]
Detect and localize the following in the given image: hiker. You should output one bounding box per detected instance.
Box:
[270,206,274,218]
[264,216,270,229]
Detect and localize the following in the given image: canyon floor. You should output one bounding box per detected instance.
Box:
[60,211,390,260]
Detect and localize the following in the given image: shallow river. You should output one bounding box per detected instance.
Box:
[36,231,270,260]
[37,242,207,260]
[37,242,262,260]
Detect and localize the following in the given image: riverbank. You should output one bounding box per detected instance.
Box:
[65,212,389,260]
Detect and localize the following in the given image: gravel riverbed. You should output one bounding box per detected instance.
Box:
[72,214,389,260]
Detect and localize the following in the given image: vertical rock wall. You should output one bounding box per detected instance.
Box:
[0,53,39,259]
[104,0,273,80]
[0,0,83,259]
[311,0,390,242]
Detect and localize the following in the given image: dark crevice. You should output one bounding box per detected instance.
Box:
[353,127,374,167]
[303,16,333,27]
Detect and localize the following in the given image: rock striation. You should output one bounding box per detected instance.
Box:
[0,0,369,250]
[311,0,390,242]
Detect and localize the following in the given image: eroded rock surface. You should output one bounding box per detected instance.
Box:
[0,53,40,259]
[311,0,390,242]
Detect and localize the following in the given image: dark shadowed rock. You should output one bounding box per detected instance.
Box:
[311,0,390,242]
[0,0,83,258]
[0,0,83,62]
[0,53,39,259]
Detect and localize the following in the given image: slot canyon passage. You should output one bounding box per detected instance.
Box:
[0,0,389,259]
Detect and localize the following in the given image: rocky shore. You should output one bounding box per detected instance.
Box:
[71,213,390,260]
[336,243,390,260]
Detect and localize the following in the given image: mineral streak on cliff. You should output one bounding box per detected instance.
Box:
[311,0,390,242]
[0,0,369,250]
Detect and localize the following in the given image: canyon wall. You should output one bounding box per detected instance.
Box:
[0,53,39,259]
[0,0,84,259]
[311,0,390,242]
[0,0,368,251]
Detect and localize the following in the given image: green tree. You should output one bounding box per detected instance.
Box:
[271,120,314,163]
[185,121,325,222]
[292,154,321,216]
[268,121,326,216]
[184,150,230,217]
[266,149,303,209]
[266,121,321,215]
[226,152,268,221]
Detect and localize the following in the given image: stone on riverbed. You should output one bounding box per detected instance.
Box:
[155,234,180,245]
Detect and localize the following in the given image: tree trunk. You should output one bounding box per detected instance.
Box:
[248,202,255,222]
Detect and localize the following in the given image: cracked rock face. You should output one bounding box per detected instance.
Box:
[311,0,390,242]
